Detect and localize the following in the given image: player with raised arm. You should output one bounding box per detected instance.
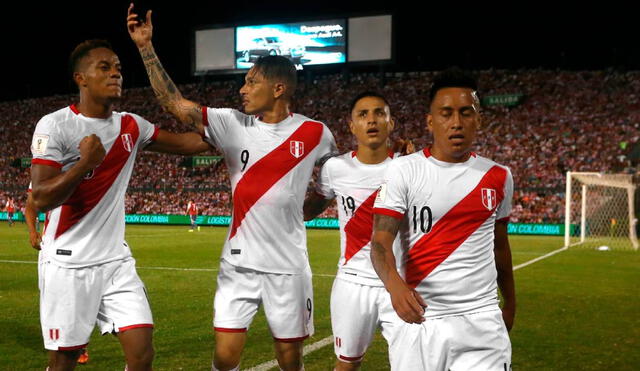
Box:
[128,5,337,371]
[30,39,210,371]
[371,68,516,370]
[303,92,411,370]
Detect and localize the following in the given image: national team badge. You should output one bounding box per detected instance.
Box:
[290,140,304,158]
[121,133,133,152]
[481,188,497,210]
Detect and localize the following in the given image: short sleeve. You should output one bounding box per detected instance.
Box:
[373,160,409,219]
[31,116,64,168]
[203,107,236,151]
[128,113,158,148]
[496,167,514,222]
[315,125,338,166]
[315,158,335,199]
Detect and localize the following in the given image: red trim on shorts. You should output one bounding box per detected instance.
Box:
[118,324,154,332]
[373,207,404,220]
[150,126,160,142]
[273,334,309,343]
[202,106,209,126]
[339,353,365,362]
[58,343,88,351]
[32,158,63,169]
[214,327,247,333]
[69,104,80,115]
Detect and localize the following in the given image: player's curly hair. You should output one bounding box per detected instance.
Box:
[68,39,114,76]
[252,56,297,98]
[428,67,478,103]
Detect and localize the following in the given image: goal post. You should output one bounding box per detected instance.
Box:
[564,172,638,250]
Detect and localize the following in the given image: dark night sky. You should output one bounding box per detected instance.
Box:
[1,1,637,102]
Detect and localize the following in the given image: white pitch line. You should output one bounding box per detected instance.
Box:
[246,245,571,370]
[246,336,334,371]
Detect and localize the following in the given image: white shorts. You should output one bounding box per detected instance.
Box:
[39,257,153,351]
[330,277,399,363]
[213,259,314,341]
[388,309,511,371]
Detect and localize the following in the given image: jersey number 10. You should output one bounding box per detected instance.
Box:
[412,205,433,233]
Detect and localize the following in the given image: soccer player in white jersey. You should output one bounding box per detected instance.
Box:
[371,68,516,370]
[128,6,337,371]
[30,39,210,371]
[303,92,410,370]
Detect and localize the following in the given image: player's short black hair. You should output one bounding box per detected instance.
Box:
[349,91,391,114]
[252,56,297,97]
[429,67,478,103]
[69,39,114,76]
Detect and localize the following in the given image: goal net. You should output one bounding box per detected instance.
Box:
[565,172,638,250]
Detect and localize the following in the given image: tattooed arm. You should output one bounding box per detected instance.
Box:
[372,214,426,324]
[127,4,203,131]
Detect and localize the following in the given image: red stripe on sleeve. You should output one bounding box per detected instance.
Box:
[31,158,63,169]
[150,126,160,142]
[202,106,209,126]
[228,121,324,240]
[405,166,507,288]
[373,207,404,220]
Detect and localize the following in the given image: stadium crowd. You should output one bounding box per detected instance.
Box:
[2,69,639,223]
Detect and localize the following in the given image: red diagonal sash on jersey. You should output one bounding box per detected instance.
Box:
[405,165,507,288]
[55,115,139,239]
[343,190,378,264]
[229,121,324,240]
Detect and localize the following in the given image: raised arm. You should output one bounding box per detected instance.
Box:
[303,191,333,221]
[31,135,105,212]
[25,193,41,250]
[371,214,426,324]
[127,4,203,130]
[494,220,516,331]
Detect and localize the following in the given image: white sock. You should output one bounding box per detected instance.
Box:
[211,363,239,371]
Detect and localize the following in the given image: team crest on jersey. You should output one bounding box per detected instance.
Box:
[481,188,497,210]
[290,140,304,158]
[121,133,133,152]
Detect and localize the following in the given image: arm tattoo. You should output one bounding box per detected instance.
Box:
[139,46,200,125]
[374,214,401,235]
[371,240,393,283]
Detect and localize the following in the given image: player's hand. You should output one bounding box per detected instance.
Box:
[389,282,427,324]
[391,138,415,156]
[78,134,106,170]
[29,231,41,250]
[501,305,515,332]
[127,3,153,48]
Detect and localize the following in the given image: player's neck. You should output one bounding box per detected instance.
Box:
[76,98,113,119]
[355,144,389,164]
[430,145,472,163]
[259,101,290,124]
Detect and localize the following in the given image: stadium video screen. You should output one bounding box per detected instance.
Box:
[235,19,346,69]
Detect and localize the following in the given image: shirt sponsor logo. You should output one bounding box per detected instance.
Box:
[121,133,133,152]
[290,140,304,158]
[32,134,50,155]
[481,188,497,210]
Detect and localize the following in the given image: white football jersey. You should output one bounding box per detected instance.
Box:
[315,151,403,286]
[31,105,157,268]
[373,148,513,318]
[203,108,337,274]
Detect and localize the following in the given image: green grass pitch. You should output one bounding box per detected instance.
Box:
[1,223,638,370]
